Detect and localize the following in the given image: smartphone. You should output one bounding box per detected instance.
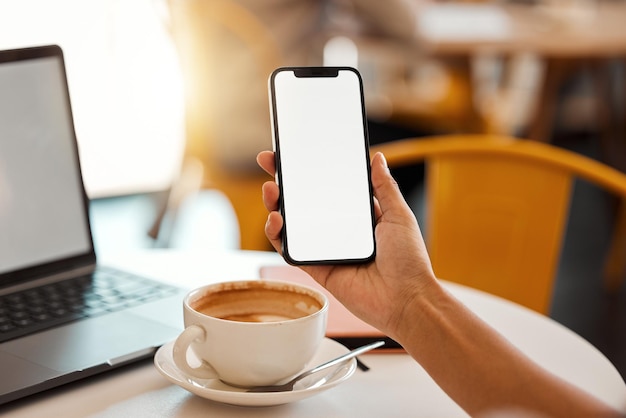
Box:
[269,67,376,265]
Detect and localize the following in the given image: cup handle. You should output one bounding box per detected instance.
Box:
[172,325,219,379]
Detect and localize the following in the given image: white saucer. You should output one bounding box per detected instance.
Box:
[154,337,356,407]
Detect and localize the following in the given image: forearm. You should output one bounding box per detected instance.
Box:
[393,281,619,417]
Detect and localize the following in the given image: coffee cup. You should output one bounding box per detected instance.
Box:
[173,280,328,387]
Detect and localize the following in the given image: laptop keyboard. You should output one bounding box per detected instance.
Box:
[0,267,179,344]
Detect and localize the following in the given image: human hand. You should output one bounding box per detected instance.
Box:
[258,151,621,418]
[256,150,438,340]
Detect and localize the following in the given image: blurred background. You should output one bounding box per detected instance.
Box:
[0,0,625,377]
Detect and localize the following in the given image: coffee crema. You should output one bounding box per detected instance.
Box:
[191,281,323,323]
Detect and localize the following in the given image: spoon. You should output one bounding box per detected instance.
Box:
[247,340,385,393]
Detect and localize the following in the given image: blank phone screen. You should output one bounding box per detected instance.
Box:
[270,67,375,264]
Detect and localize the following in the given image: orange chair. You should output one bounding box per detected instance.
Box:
[371,135,626,313]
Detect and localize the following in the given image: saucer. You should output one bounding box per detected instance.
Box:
[154,338,356,407]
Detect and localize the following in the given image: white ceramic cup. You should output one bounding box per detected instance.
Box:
[173,280,328,387]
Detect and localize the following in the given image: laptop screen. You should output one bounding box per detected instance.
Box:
[0,46,93,278]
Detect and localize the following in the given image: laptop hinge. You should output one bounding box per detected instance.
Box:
[0,264,96,296]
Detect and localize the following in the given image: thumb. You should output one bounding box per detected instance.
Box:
[370,152,415,222]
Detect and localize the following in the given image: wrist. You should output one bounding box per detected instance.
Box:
[387,276,447,345]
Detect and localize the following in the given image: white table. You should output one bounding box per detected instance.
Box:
[2,249,625,417]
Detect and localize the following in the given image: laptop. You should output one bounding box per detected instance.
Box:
[0,45,187,405]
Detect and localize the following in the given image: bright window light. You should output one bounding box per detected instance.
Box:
[0,0,185,198]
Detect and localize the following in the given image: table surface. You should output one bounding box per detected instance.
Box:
[2,249,626,417]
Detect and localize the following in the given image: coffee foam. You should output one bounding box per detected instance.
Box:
[191,281,323,323]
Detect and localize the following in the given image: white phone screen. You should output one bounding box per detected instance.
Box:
[270,67,375,264]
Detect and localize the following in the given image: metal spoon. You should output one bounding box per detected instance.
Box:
[247,340,385,393]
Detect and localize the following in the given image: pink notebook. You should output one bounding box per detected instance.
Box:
[259,265,402,352]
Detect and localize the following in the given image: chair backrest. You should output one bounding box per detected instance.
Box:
[371,135,626,313]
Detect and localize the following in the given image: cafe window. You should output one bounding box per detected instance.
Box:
[0,0,184,198]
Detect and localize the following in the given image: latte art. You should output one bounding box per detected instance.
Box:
[191,281,324,323]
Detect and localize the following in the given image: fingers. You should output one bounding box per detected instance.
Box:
[258,151,283,252]
[264,211,283,254]
[261,180,282,253]
[370,152,413,222]
[261,181,280,212]
[256,151,276,176]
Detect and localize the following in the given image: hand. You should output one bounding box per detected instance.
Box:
[258,151,620,418]
[256,150,438,340]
